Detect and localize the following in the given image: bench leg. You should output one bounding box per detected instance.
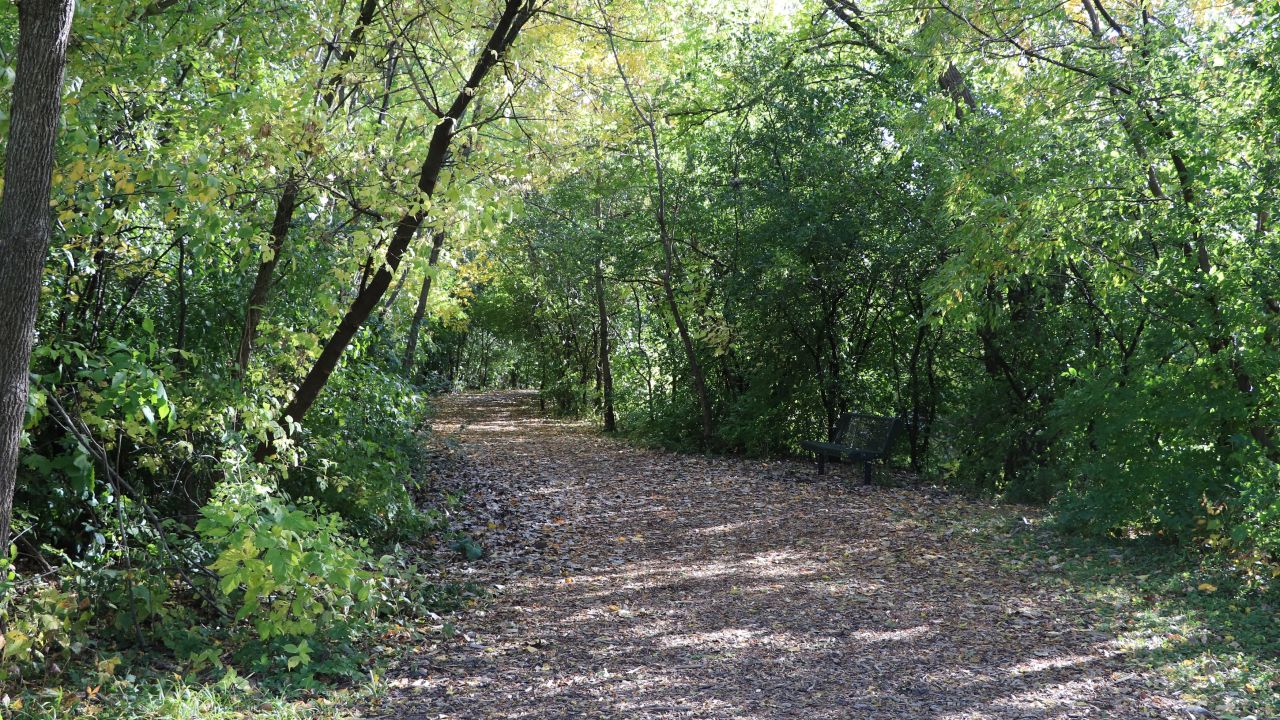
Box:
[817,454,826,475]
[863,461,872,485]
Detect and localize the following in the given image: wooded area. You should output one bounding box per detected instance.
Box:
[0,0,1277,716]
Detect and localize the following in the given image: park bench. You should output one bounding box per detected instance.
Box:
[800,412,903,484]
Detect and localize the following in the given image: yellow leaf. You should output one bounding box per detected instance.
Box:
[97,655,122,675]
[1197,583,1217,592]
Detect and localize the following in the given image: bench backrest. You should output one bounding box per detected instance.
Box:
[832,412,902,455]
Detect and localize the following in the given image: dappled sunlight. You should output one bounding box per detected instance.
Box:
[689,519,757,535]
[378,392,1186,719]
[848,625,933,644]
[1007,652,1101,676]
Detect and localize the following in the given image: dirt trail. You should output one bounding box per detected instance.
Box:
[379,391,1179,719]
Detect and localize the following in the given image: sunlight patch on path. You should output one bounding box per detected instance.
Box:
[376,391,1185,720]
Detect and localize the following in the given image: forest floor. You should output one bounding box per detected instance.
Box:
[369,390,1221,720]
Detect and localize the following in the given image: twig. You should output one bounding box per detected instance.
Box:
[45,393,226,615]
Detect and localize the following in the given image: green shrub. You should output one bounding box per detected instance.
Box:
[196,480,377,675]
[0,568,92,684]
[296,359,430,540]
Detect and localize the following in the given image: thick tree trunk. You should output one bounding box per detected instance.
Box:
[256,0,534,460]
[0,0,76,562]
[402,230,446,375]
[594,260,616,432]
[236,177,300,376]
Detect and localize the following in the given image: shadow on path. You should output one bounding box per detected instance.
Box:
[377,391,1184,719]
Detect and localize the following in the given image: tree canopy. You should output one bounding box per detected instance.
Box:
[0,0,1277,710]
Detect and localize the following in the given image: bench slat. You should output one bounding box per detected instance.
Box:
[803,412,902,483]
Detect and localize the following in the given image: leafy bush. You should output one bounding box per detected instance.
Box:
[196,480,377,675]
[295,359,430,541]
[0,569,92,684]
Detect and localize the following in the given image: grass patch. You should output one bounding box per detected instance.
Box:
[1011,523,1280,718]
[5,670,384,719]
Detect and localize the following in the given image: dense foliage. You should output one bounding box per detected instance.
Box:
[0,0,1277,710]
[0,0,562,692]
[468,0,1280,579]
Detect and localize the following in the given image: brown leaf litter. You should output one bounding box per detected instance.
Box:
[372,391,1194,720]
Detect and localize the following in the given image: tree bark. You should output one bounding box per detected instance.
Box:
[402,230,446,375]
[256,0,535,460]
[236,176,299,376]
[594,259,616,432]
[0,0,76,563]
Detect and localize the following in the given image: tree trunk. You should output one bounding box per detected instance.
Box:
[601,8,712,444]
[236,176,299,376]
[633,287,655,421]
[0,0,76,566]
[237,0,380,376]
[594,260,616,432]
[256,0,535,461]
[321,0,381,109]
[660,266,711,442]
[174,233,188,368]
[403,230,446,375]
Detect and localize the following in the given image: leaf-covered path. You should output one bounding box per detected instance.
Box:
[380,391,1184,719]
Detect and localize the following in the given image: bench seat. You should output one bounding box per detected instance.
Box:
[799,440,880,462]
[802,413,902,484]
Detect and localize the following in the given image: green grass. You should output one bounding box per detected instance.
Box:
[1010,521,1280,718]
[7,675,381,719]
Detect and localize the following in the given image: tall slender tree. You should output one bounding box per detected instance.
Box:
[235,0,383,376]
[599,0,713,445]
[402,230,446,374]
[257,0,539,459]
